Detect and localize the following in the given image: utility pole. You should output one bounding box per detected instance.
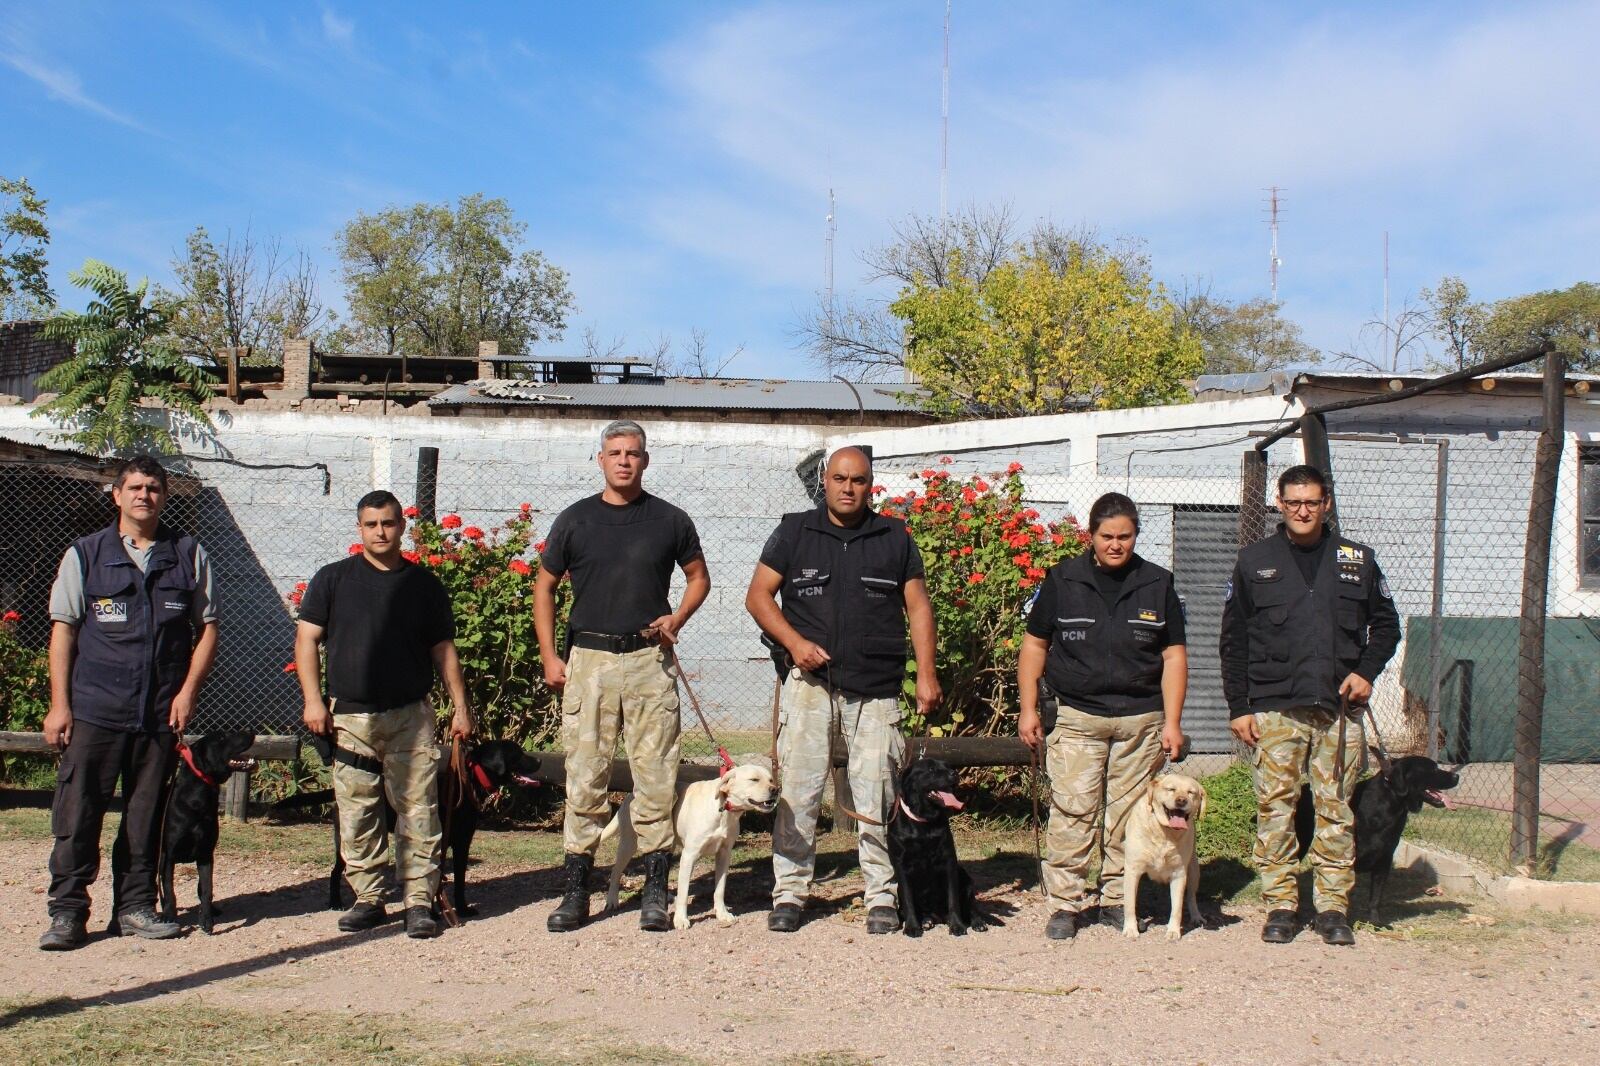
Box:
[1383,230,1391,370]
[825,188,837,333]
[1265,186,1283,305]
[940,0,951,218]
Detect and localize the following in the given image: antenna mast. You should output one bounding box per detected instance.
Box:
[825,188,837,328]
[1383,230,1391,369]
[1265,186,1283,305]
[940,0,950,217]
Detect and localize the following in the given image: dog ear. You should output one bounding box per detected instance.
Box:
[1195,783,1208,823]
[1144,776,1163,806]
[716,774,734,797]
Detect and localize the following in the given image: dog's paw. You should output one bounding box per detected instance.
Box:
[715,909,735,926]
[902,922,923,938]
[948,922,968,937]
[672,912,692,932]
[201,919,215,935]
[1122,925,1140,940]
[1164,926,1182,942]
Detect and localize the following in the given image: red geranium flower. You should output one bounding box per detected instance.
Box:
[509,559,532,576]
[440,514,463,529]
[1,609,20,623]
[960,545,974,556]
[462,526,485,541]
[426,554,444,566]
[402,550,420,563]
[974,478,989,492]
[520,502,533,514]
[403,505,419,518]
[891,495,907,505]
[1012,552,1031,567]
[282,661,296,673]
[872,484,886,494]
[533,540,546,553]
[1027,566,1047,579]
[939,455,953,464]
[962,487,977,505]
[348,543,363,555]
[920,469,935,480]
[1019,578,1035,589]
[1007,461,1024,475]
[968,572,986,585]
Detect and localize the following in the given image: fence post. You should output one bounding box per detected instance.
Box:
[222,768,250,822]
[1239,449,1268,546]
[1511,351,1566,869]
[416,446,439,524]
[1426,440,1450,758]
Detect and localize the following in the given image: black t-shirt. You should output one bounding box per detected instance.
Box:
[540,492,703,635]
[298,555,455,711]
[1290,531,1327,586]
[1026,564,1187,644]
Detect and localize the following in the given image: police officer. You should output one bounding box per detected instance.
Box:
[535,420,710,933]
[746,446,940,934]
[38,455,219,950]
[1018,493,1188,940]
[1221,464,1400,946]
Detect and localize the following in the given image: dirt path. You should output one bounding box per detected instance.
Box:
[0,827,1596,1065]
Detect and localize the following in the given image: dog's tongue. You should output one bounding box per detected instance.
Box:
[1426,790,1456,810]
[1167,812,1189,830]
[932,790,964,811]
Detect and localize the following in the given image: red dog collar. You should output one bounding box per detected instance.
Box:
[175,740,224,788]
[471,761,495,794]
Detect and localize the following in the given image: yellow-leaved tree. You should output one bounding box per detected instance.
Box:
[891,246,1203,417]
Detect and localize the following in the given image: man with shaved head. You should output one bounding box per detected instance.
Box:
[746,446,940,934]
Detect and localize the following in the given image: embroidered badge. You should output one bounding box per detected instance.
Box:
[1379,577,1392,598]
[1255,567,1279,580]
[1138,608,1158,622]
[1336,545,1365,564]
[1224,579,1233,602]
[1338,570,1361,583]
[92,598,128,623]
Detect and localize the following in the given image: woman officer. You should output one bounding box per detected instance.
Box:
[1018,492,1188,940]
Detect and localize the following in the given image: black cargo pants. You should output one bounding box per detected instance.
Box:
[47,719,177,920]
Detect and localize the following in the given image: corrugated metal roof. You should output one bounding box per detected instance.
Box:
[428,377,924,413]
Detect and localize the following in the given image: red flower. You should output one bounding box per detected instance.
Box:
[1,609,20,623]
[1019,578,1035,589]
[910,498,925,512]
[1027,566,1047,579]
[533,540,547,554]
[509,559,532,576]
[891,495,907,505]
[974,478,990,492]
[402,550,420,563]
[968,572,986,585]
[872,484,886,494]
[403,505,419,518]
[426,554,444,566]
[1023,508,1040,521]
[960,545,974,556]
[1008,533,1030,549]
[440,514,463,530]
[348,543,363,555]
[954,597,969,608]
[1007,461,1024,475]
[947,549,959,559]
[1051,534,1065,546]
[955,523,969,534]
[519,502,532,514]
[282,661,297,673]
[462,526,485,541]
[939,455,953,464]
[1012,552,1031,567]
[920,468,935,480]
[294,581,307,592]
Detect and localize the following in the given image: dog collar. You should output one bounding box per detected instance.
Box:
[175,740,224,788]
[471,761,495,794]
[897,797,927,824]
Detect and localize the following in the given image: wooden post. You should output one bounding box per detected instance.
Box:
[415,446,439,524]
[1239,449,1268,547]
[1299,411,1336,532]
[222,768,250,822]
[1511,351,1566,868]
[223,347,242,402]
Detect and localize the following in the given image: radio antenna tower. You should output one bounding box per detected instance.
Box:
[1383,230,1391,368]
[940,0,951,217]
[825,188,837,328]
[1265,186,1283,304]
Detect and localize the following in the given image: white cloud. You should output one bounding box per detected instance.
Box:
[321,8,355,46]
[0,49,153,133]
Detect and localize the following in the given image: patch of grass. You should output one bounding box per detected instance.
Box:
[0,1000,703,1066]
[1405,805,1600,882]
[1196,761,1255,861]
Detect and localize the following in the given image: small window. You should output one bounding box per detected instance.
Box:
[1582,445,1600,586]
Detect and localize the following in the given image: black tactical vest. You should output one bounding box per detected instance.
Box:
[69,524,198,732]
[1235,529,1376,713]
[1042,553,1176,716]
[775,507,914,699]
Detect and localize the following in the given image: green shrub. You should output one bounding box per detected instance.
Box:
[1197,760,1256,861]
[0,612,50,781]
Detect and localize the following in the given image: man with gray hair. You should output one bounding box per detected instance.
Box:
[534,420,710,932]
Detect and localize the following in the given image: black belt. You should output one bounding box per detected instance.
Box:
[333,746,384,776]
[570,630,657,653]
[330,698,416,715]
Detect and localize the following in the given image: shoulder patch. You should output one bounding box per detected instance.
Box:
[1223,579,1234,602]
[1379,577,1392,599]
[1336,544,1365,564]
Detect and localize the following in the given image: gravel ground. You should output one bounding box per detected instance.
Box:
[1,827,1597,1065]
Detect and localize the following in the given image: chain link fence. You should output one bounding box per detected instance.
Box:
[2,404,1595,879]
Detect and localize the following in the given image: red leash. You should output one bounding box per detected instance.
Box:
[174,739,224,787]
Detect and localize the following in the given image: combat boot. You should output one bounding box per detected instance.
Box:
[547,853,593,933]
[1313,910,1355,946]
[1261,908,1301,944]
[638,851,672,932]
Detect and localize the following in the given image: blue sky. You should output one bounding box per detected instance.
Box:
[4,1,1597,378]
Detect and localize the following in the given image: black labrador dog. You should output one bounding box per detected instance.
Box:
[886,757,995,937]
[307,738,541,917]
[1294,751,1460,923]
[151,731,257,934]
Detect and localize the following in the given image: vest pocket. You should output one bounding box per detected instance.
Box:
[788,573,830,600]
[859,572,900,599]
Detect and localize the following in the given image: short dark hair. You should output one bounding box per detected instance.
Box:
[112,454,168,491]
[1277,465,1329,497]
[1088,492,1140,534]
[356,490,403,517]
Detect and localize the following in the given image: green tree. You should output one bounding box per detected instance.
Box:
[1177,289,1319,375]
[1,175,53,318]
[160,225,331,364]
[1479,282,1600,371]
[1420,275,1488,371]
[892,247,1203,416]
[32,260,215,454]
[334,194,573,356]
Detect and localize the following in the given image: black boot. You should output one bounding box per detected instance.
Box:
[639,851,672,932]
[547,853,593,933]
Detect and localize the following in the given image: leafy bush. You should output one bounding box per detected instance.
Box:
[877,462,1088,737]
[288,504,567,748]
[1196,761,1257,861]
[1,610,50,779]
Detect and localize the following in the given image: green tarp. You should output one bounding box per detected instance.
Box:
[1402,616,1600,763]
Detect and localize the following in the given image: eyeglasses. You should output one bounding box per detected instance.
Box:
[1281,498,1326,513]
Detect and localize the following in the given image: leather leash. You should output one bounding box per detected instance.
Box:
[768,675,783,788]
[434,736,472,928]
[661,642,735,776]
[1029,738,1045,897]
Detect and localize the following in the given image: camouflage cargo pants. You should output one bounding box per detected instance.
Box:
[331,699,442,909]
[1251,706,1364,913]
[1042,704,1166,912]
[561,645,681,857]
[772,669,905,910]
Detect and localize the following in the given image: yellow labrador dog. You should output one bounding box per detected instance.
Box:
[1122,773,1207,942]
[601,763,779,931]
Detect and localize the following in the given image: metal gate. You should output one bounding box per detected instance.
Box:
[1172,504,1239,752]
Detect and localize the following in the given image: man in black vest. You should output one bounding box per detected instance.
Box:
[1221,464,1400,946]
[39,455,219,950]
[746,446,940,934]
